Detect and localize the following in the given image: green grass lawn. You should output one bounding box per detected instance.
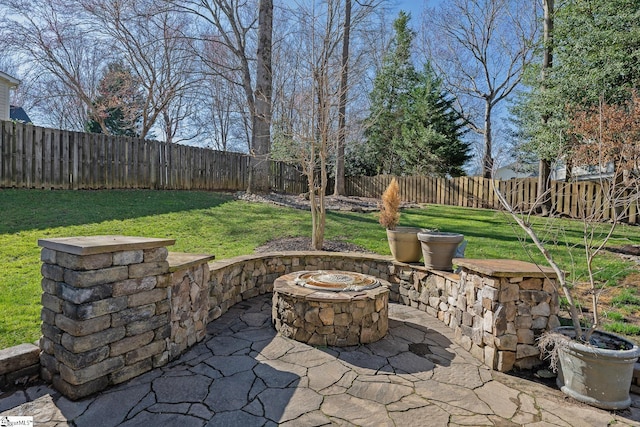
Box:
[1,188,639,349]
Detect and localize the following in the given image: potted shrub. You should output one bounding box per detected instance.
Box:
[379,178,423,263]
[495,94,640,410]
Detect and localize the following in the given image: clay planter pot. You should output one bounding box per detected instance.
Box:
[554,326,640,410]
[386,226,424,263]
[417,231,464,271]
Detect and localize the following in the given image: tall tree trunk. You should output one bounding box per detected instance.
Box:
[537,159,551,214]
[482,100,493,178]
[537,0,554,215]
[333,0,351,196]
[248,0,273,194]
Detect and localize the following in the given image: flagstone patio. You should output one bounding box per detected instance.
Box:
[2,294,639,426]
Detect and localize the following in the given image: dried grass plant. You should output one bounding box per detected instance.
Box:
[379,178,401,230]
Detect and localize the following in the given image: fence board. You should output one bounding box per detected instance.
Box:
[563,183,571,216]
[522,178,530,211]
[629,196,638,224]
[45,129,52,189]
[14,123,24,186]
[24,125,33,187]
[0,122,4,185]
[33,126,42,188]
[86,133,94,188]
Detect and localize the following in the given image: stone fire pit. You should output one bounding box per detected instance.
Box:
[272,270,389,346]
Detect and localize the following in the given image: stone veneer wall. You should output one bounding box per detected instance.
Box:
[207,253,560,372]
[34,235,562,399]
[37,236,213,400]
[167,254,212,360]
[272,273,390,346]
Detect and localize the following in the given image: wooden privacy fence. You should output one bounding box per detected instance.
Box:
[3,121,638,224]
[346,175,640,224]
[0,121,307,193]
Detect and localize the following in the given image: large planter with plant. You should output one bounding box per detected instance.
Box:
[379,178,423,263]
[544,327,640,410]
[417,231,464,271]
[494,94,640,409]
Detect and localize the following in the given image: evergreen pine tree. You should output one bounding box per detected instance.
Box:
[86,62,142,137]
[513,0,640,166]
[362,12,470,177]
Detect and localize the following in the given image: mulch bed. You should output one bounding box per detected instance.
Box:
[254,236,374,254]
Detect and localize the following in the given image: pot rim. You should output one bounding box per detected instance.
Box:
[387,226,429,234]
[553,326,640,359]
[417,231,464,243]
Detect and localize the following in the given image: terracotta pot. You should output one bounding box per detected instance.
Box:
[417,231,464,271]
[386,227,424,263]
[554,326,640,410]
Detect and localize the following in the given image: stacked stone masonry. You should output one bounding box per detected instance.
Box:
[167,253,213,360]
[35,236,566,400]
[37,236,213,400]
[272,273,389,346]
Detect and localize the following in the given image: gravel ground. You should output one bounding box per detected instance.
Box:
[235,191,420,212]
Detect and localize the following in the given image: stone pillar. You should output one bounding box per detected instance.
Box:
[455,259,560,372]
[38,236,175,400]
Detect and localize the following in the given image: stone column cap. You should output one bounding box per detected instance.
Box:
[454,258,558,278]
[38,235,176,255]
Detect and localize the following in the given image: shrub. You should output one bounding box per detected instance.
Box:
[379,178,401,230]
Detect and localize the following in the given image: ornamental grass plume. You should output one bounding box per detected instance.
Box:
[379,178,401,230]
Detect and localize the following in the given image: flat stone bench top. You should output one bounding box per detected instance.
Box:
[38,235,176,255]
[454,258,557,278]
[0,343,40,375]
[167,252,215,272]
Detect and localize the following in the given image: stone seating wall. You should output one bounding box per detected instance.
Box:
[0,235,588,400]
[208,252,561,373]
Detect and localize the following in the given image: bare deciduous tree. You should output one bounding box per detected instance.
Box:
[420,0,538,178]
[0,0,106,130]
[167,0,274,192]
[271,0,344,249]
[1,0,198,139]
[77,0,197,140]
[495,93,640,341]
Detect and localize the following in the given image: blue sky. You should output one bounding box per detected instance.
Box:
[393,0,444,20]
[394,0,426,18]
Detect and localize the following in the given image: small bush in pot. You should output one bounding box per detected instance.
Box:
[379,178,423,263]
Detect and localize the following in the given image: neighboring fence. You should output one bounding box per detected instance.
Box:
[346,174,640,224]
[3,121,638,224]
[0,121,307,193]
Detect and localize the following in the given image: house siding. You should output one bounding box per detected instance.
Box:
[0,82,9,120]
